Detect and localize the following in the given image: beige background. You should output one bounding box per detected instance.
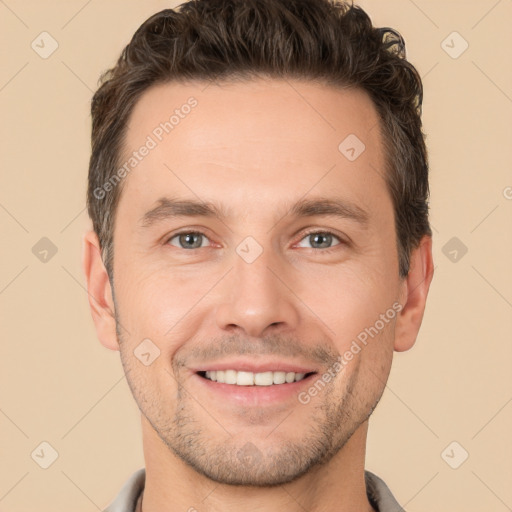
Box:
[1,1,511,511]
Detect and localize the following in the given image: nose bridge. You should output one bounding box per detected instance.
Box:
[235,242,278,298]
[214,237,300,337]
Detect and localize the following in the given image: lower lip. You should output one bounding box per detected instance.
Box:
[193,372,317,406]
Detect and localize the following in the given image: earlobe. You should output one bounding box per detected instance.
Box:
[81,230,120,351]
[393,235,434,352]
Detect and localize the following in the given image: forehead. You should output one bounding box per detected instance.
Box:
[118,78,389,222]
[125,78,383,155]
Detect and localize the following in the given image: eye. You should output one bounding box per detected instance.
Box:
[165,229,346,252]
[296,230,343,251]
[167,231,210,249]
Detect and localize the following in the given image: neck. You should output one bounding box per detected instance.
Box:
[140,415,375,512]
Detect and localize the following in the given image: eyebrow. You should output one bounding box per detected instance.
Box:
[139,196,369,228]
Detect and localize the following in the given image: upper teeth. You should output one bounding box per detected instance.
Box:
[204,370,307,386]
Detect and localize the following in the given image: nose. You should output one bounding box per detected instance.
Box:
[214,248,301,338]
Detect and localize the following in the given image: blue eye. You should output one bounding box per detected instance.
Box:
[296,231,342,250]
[166,230,345,252]
[167,231,210,249]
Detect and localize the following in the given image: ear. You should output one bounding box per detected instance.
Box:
[81,230,119,351]
[394,235,434,352]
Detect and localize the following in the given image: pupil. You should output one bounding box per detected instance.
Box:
[312,233,330,248]
[182,233,200,248]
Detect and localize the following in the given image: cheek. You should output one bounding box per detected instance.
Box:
[119,340,179,419]
[114,262,218,349]
[304,262,398,392]
[301,263,398,345]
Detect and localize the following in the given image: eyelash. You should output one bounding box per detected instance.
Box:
[165,229,347,254]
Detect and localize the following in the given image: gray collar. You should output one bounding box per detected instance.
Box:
[103,468,405,512]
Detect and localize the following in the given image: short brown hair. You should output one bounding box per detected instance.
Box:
[87,0,431,281]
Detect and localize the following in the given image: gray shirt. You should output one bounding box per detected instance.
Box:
[103,468,405,512]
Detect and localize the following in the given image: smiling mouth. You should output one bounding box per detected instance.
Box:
[197,370,317,386]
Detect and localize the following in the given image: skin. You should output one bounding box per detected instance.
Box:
[82,78,433,512]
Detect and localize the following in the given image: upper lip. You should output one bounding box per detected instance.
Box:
[192,359,319,374]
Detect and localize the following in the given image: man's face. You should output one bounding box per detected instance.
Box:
[111,79,405,486]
